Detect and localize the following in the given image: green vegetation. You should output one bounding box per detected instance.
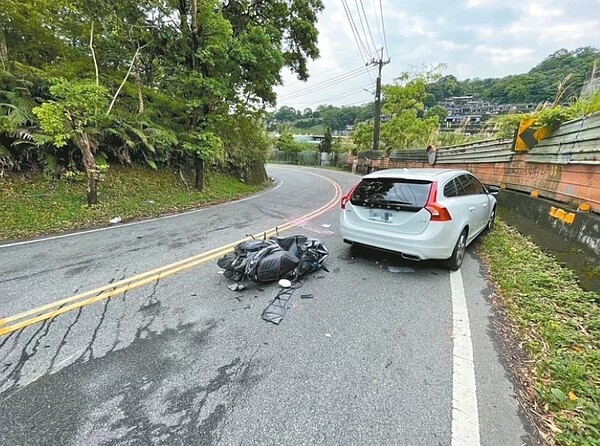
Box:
[481,221,600,445]
[273,133,313,153]
[270,47,599,145]
[268,103,374,134]
[0,0,323,204]
[493,90,600,137]
[427,47,600,105]
[351,71,440,154]
[0,166,266,241]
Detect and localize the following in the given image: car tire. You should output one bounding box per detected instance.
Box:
[447,228,468,271]
[485,206,496,232]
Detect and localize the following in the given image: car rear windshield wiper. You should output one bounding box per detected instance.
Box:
[378,199,414,205]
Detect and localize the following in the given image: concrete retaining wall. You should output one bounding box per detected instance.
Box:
[497,189,600,261]
[353,112,600,214]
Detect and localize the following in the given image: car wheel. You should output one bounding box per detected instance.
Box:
[447,228,468,271]
[485,206,496,232]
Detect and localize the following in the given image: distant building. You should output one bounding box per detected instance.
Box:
[437,96,537,134]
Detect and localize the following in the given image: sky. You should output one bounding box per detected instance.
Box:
[274,0,600,111]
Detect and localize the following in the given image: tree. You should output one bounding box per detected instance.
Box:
[274,106,300,122]
[426,75,464,102]
[319,126,332,153]
[33,79,108,205]
[351,122,373,151]
[378,73,439,153]
[218,112,270,183]
[1,0,325,189]
[425,105,448,123]
[176,0,322,186]
[274,133,302,153]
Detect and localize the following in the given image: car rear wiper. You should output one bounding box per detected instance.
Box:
[378,199,414,205]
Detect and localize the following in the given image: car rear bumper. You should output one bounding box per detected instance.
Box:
[339,212,458,260]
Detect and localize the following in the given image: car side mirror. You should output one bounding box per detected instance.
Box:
[487,185,500,196]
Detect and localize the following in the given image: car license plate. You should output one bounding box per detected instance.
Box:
[368,209,393,223]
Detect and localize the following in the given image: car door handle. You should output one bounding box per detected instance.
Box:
[482,203,488,208]
[469,206,475,212]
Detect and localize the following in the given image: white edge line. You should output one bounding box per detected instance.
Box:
[0,179,284,249]
[450,269,481,446]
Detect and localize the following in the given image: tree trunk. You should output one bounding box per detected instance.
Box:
[246,163,268,185]
[78,133,98,206]
[190,0,198,71]
[135,57,144,115]
[194,154,204,191]
[0,27,8,69]
[178,0,194,70]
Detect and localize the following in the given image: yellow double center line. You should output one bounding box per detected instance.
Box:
[0,171,343,336]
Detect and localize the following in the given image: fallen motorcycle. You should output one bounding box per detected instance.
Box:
[217,234,329,283]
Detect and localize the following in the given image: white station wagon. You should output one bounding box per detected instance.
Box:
[340,168,499,270]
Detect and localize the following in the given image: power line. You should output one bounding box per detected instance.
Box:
[378,0,390,59]
[342,0,383,84]
[278,66,373,101]
[281,61,368,89]
[372,0,385,52]
[278,66,371,100]
[353,0,377,55]
[341,0,371,63]
[282,86,374,106]
[357,0,379,55]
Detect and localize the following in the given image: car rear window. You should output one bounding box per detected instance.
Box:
[350,178,432,210]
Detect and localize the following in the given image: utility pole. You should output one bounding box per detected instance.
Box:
[368,49,390,152]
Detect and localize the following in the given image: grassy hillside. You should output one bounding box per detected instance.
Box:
[0,166,267,241]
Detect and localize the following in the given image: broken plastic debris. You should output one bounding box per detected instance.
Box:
[262,287,295,324]
[321,224,332,228]
[141,200,156,205]
[325,333,332,338]
[278,279,292,288]
[300,294,314,299]
[109,216,121,224]
[227,283,247,291]
[218,270,225,274]
[387,266,415,273]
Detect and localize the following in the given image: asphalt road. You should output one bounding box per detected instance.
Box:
[0,165,533,445]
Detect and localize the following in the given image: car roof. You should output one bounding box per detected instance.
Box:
[364,168,470,181]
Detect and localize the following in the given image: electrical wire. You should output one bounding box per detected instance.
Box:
[278,66,373,101]
[279,65,368,98]
[282,61,368,89]
[282,86,374,106]
[353,0,376,55]
[278,68,372,101]
[357,0,379,55]
[378,0,390,59]
[372,0,385,52]
[341,0,371,63]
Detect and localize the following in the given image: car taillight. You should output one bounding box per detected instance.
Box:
[341,183,359,209]
[425,181,452,221]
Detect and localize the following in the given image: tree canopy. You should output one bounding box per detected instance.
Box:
[426,47,600,104]
[351,73,439,154]
[0,0,324,201]
[268,103,374,133]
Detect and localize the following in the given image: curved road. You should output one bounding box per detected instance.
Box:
[0,166,532,445]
